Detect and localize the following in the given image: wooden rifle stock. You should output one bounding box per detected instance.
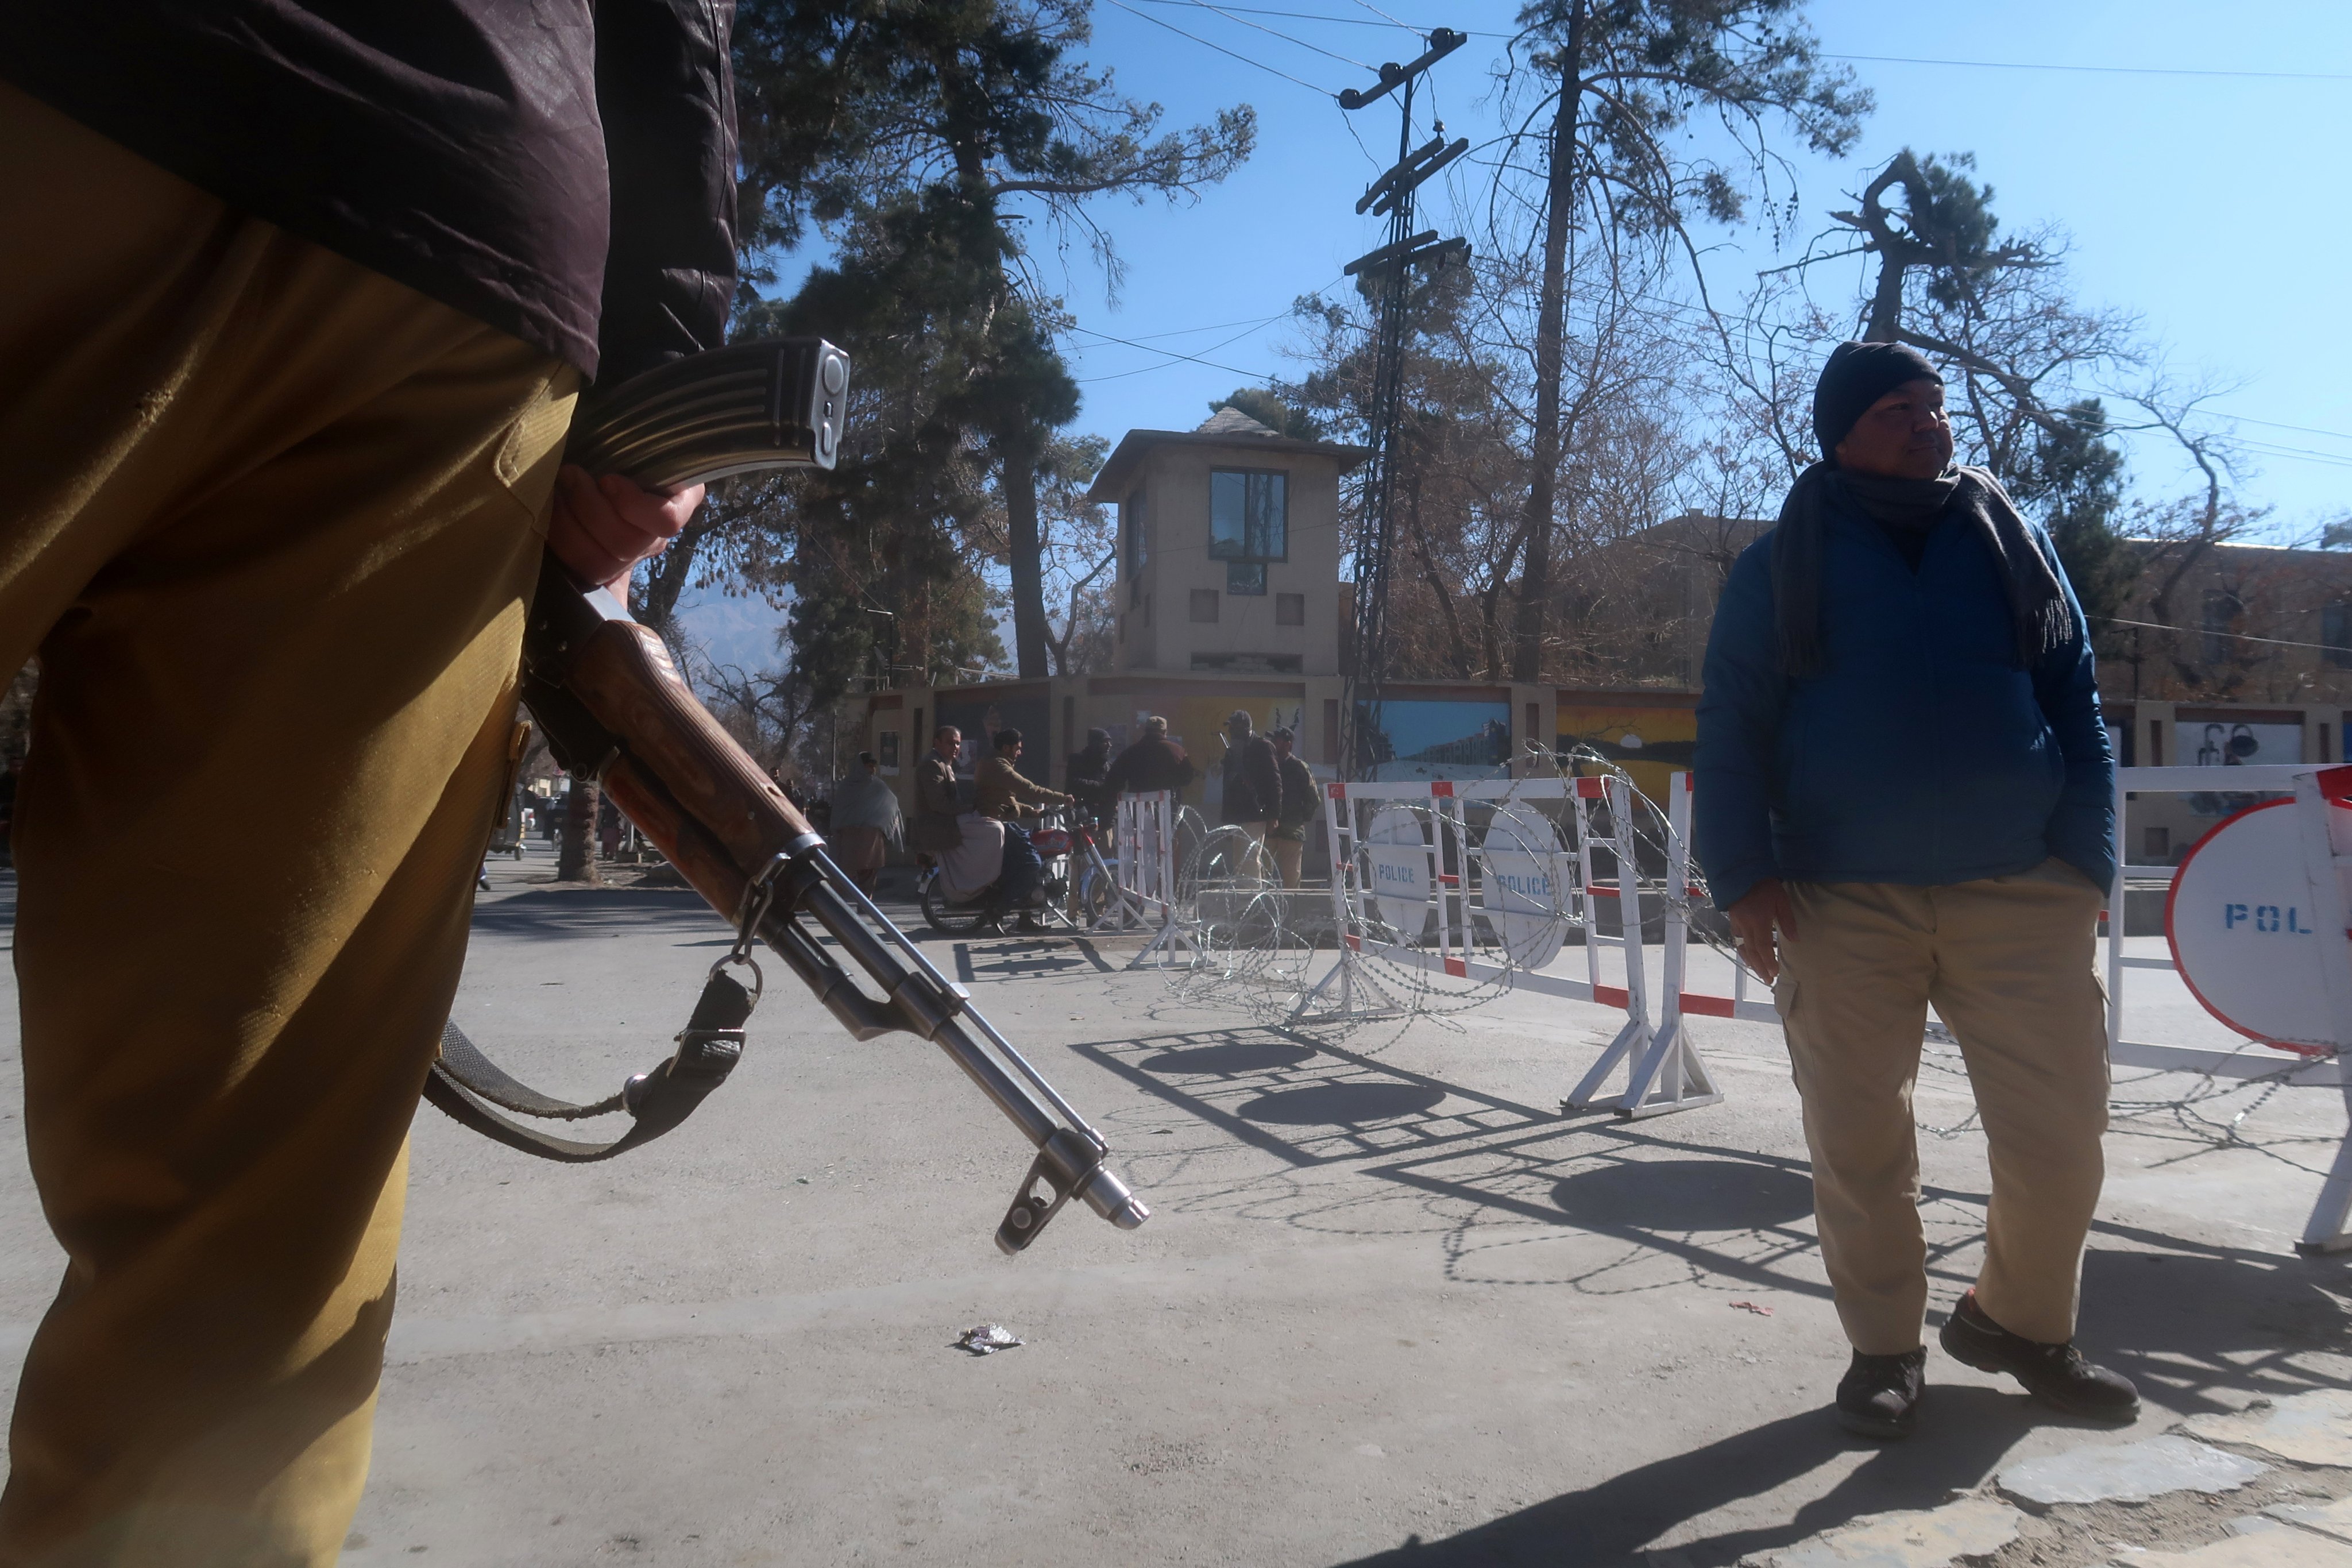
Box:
[516,552,1146,1251]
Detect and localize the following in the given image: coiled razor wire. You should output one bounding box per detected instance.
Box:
[1133,741,2339,1164]
[1154,743,1662,1026]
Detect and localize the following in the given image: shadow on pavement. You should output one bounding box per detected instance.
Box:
[1328,1387,2026,1567]
[469,887,726,943]
[1328,1239,2352,1567]
[952,937,1115,982]
[1240,1081,1451,1126]
[2075,1239,2352,1412]
[1140,1038,1321,1075]
[1550,1157,1815,1233]
[1073,1025,1558,1169]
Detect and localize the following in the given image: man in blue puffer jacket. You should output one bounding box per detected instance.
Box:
[1696,341,2138,1440]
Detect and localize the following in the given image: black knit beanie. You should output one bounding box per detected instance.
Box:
[1812,341,1942,460]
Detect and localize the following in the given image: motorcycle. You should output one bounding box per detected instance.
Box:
[919,807,1073,934]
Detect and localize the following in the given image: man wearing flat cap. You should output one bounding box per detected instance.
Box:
[1695,342,2135,1439]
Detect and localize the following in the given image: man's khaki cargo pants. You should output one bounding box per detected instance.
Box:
[1776,859,2112,1357]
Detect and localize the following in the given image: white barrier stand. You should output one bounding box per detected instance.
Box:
[1566,774,1723,1117]
[1290,771,1736,1116]
[1090,797,1161,934]
[1115,790,1199,970]
[2289,767,2352,1252]
[1289,781,1410,1024]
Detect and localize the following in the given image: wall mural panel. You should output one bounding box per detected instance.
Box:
[1556,701,1697,802]
[1355,699,1512,783]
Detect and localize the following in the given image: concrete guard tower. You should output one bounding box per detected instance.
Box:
[1085,405,1365,679]
[861,408,1373,829]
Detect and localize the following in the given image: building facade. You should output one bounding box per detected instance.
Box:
[868,409,1387,822]
[861,411,2351,868]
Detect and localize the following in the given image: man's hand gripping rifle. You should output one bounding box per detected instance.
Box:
[432,338,1147,1255]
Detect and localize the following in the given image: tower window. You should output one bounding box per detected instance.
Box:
[1209,470,1287,563]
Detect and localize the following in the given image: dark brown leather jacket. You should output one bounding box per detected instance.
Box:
[0,0,737,381]
[1103,735,1195,798]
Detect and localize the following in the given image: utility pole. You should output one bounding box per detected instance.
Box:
[1338,29,1470,782]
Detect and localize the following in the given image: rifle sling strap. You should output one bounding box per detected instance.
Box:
[423,968,754,1163]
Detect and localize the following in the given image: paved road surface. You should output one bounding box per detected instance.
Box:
[0,849,2346,1565]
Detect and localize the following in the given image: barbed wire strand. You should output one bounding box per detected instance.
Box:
[1127,740,2335,1163]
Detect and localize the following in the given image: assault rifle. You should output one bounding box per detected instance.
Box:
[425,339,1148,1255]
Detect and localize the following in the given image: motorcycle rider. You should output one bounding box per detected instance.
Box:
[974,728,1060,911]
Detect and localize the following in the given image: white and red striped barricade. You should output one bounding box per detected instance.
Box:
[1295,770,1739,1118]
[1111,789,1198,968]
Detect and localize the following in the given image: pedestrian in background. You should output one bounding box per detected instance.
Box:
[1217,710,1281,875]
[1266,726,1316,889]
[1065,726,1114,821]
[973,728,1059,913]
[828,751,903,895]
[1696,341,2133,1440]
[975,727,1069,822]
[909,725,965,862]
[1104,715,1196,798]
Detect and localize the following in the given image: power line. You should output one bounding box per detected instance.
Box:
[1102,0,1337,98]
[1068,309,1294,344]
[2234,438,2352,472]
[1160,0,1373,68]
[2209,411,2352,445]
[1128,1,1462,33]
[1126,3,2352,81]
[1068,277,1361,383]
[2099,616,2352,655]
[1068,322,1282,381]
[1831,52,2352,83]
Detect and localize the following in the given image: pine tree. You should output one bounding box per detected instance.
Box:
[737,1,1254,679]
[2008,399,2137,650]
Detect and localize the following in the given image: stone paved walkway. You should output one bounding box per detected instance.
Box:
[1728,1389,2352,1567]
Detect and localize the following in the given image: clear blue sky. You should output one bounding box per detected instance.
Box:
[998,0,2352,530]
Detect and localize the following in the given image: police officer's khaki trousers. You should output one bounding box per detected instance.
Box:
[0,84,574,1565]
[1267,832,1304,890]
[1775,861,2110,1356]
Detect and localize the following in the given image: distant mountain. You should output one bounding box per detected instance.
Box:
[671,584,791,682]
